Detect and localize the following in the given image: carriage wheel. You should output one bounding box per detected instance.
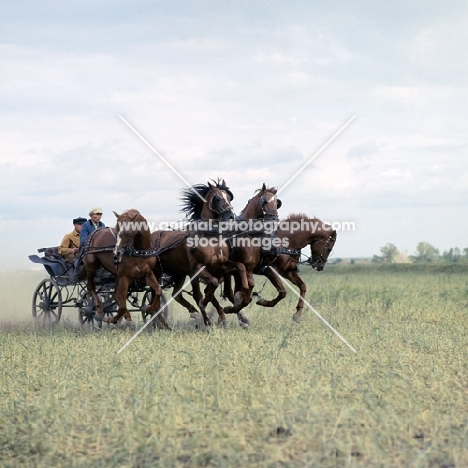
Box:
[32,278,63,324]
[78,292,96,327]
[141,291,169,323]
[78,292,117,328]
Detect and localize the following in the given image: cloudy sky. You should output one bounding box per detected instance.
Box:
[1,1,467,269]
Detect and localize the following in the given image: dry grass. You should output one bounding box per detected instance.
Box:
[1,267,468,467]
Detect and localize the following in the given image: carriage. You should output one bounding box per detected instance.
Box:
[28,246,167,327]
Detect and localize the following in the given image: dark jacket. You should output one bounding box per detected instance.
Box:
[80,219,106,246]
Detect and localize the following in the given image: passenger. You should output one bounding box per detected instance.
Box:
[80,207,106,247]
[58,217,87,263]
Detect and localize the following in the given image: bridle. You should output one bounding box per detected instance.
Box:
[259,192,279,220]
[308,234,336,269]
[208,191,234,216]
[113,229,133,265]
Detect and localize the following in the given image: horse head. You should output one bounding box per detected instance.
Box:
[205,180,235,221]
[308,228,337,271]
[239,183,282,221]
[180,178,236,221]
[113,209,149,264]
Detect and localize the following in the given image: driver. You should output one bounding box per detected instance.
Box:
[80,207,106,246]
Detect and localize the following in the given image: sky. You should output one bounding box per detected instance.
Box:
[1,0,467,270]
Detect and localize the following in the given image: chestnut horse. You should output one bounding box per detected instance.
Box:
[83,209,169,329]
[254,213,337,322]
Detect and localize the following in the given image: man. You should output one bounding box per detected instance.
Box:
[59,217,87,263]
[80,207,106,246]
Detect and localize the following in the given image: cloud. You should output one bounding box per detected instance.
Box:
[347,140,381,159]
[0,2,467,268]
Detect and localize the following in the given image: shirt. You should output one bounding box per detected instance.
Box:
[59,229,81,262]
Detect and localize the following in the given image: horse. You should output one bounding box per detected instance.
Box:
[150,179,236,325]
[83,209,169,329]
[185,184,282,325]
[180,179,235,222]
[206,184,282,324]
[236,183,282,221]
[254,213,337,322]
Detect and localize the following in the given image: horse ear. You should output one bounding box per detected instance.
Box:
[208,181,214,189]
[276,199,282,209]
[262,182,266,191]
[113,211,120,218]
[221,178,227,186]
[271,187,277,194]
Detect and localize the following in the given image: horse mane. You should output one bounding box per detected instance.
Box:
[116,209,145,224]
[253,185,276,194]
[180,179,233,220]
[283,212,321,223]
[122,209,139,220]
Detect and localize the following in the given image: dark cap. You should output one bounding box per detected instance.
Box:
[73,217,87,225]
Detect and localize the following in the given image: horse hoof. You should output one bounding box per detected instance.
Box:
[293,314,302,324]
[237,311,250,325]
[190,312,204,321]
[218,319,227,328]
[123,320,136,330]
[238,320,249,330]
[256,298,265,306]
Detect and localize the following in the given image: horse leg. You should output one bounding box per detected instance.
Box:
[108,276,130,325]
[190,265,223,326]
[206,284,226,326]
[85,257,105,322]
[145,272,170,330]
[256,266,287,307]
[222,273,235,303]
[197,281,218,327]
[285,270,307,323]
[223,263,251,315]
[171,276,199,315]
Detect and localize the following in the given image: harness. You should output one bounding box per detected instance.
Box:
[310,234,336,264]
[238,192,279,222]
[82,227,117,256]
[208,194,234,216]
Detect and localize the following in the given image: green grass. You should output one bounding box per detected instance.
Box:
[1,266,468,466]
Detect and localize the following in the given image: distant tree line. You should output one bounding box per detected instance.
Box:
[372,242,468,264]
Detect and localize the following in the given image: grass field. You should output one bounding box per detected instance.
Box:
[1,265,468,467]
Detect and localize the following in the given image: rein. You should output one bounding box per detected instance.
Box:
[82,227,117,256]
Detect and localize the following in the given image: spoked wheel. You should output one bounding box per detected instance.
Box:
[141,290,169,323]
[78,291,117,328]
[78,292,96,327]
[32,278,63,325]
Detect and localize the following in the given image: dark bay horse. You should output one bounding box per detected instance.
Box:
[150,179,236,325]
[186,184,282,325]
[255,213,337,322]
[83,209,169,329]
